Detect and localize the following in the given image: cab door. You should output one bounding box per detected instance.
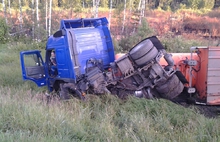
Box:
[20,50,47,87]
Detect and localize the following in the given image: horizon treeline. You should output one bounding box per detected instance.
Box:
[2,0,220,11]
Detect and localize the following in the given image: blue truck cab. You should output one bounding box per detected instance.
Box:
[20,17,115,92]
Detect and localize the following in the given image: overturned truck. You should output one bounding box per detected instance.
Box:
[83,36,184,100]
[20,17,184,101]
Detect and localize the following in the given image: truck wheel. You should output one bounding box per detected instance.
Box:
[133,47,158,66]
[59,83,85,100]
[129,39,154,60]
[59,83,70,100]
[129,39,158,66]
[155,74,184,100]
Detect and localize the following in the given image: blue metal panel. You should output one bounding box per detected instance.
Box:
[46,36,76,80]
[47,17,115,79]
[72,27,110,74]
[46,36,65,49]
[60,17,108,29]
[20,50,47,87]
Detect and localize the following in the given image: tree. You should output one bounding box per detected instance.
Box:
[100,0,108,7]
[214,0,220,8]
[46,0,48,35]
[122,0,127,33]
[19,0,23,30]
[0,17,9,43]
[48,0,52,35]
[94,0,100,17]
[36,0,39,28]
[32,0,35,39]
[108,0,113,30]
[2,0,7,24]
[8,0,12,24]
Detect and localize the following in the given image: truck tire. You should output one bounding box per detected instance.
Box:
[155,74,184,100]
[129,39,158,67]
[133,47,158,66]
[59,83,85,100]
[129,39,154,60]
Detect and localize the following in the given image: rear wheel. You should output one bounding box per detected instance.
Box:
[129,39,158,66]
[155,74,184,100]
[130,39,154,60]
[134,47,158,66]
[59,83,85,100]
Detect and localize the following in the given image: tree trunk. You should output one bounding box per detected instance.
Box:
[32,0,35,39]
[2,0,7,24]
[93,0,95,17]
[36,0,39,27]
[49,0,52,35]
[46,0,48,36]
[122,0,127,33]
[129,0,132,34]
[35,0,39,39]
[8,0,12,24]
[108,0,112,30]
[95,0,100,18]
[19,0,23,30]
[140,0,145,24]
[138,0,141,10]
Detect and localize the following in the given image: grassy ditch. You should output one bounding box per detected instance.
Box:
[0,41,220,141]
[0,87,220,141]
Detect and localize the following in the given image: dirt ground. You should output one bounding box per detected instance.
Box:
[173,92,220,118]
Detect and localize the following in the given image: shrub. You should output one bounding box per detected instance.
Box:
[206,9,220,18]
[160,32,205,53]
[118,18,155,51]
[0,17,9,44]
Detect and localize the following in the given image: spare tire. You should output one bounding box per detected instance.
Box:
[155,74,184,100]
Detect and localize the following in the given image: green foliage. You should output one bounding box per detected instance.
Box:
[0,42,45,88]
[100,0,109,8]
[0,18,9,44]
[158,0,173,11]
[118,18,155,51]
[186,0,215,9]
[160,32,205,53]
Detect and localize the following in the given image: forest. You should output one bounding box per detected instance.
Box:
[1,0,220,46]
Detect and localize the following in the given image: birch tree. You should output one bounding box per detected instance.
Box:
[48,0,52,35]
[46,0,48,35]
[18,0,23,30]
[36,0,39,27]
[129,0,133,24]
[140,0,145,24]
[122,0,127,33]
[32,0,35,39]
[92,0,95,17]
[8,0,11,24]
[108,0,112,30]
[2,0,7,24]
[94,0,100,18]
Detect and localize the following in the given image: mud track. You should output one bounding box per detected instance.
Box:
[172,92,220,118]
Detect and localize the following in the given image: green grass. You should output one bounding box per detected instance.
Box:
[1,87,220,141]
[0,41,220,141]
